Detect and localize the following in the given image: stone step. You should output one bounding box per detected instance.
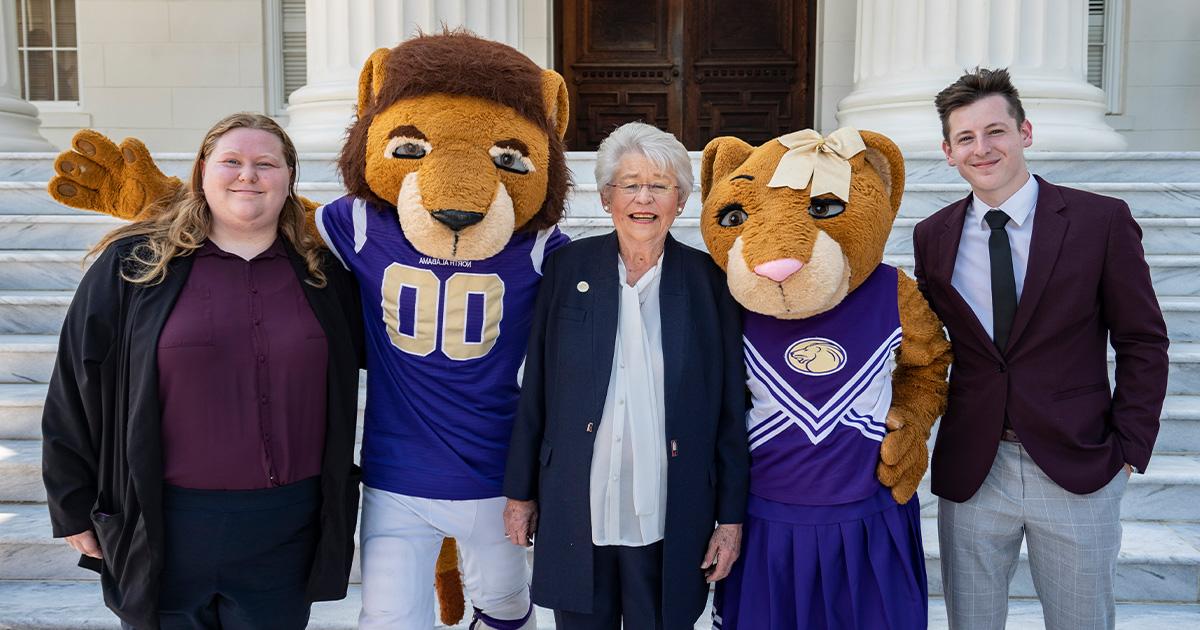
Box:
[0,291,72,335]
[1161,396,1200,455]
[1162,297,1200,342]
[0,215,123,250]
[0,335,56,384]
[921,517,1200,604]
[0,577,1197,629]
[0,383,54,439]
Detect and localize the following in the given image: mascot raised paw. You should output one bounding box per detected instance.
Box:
[700,128,951,630]
[49,31,568,630]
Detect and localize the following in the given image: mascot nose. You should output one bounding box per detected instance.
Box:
[753,258,805,283]
[431,210,485,231]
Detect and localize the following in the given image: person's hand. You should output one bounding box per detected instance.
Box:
[65,530,102,559]
[1125,463,1134,477]
[701,523,742,583]
[503,499,538,547]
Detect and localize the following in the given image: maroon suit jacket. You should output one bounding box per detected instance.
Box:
[913,176,1169,501]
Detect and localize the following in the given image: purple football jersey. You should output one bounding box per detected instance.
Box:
[743,264,901,505]
[317,196,568,499]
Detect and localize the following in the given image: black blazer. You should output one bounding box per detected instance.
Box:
[42,235,364,630]
[504,232,749,628]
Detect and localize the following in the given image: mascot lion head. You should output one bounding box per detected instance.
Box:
[339,31,571,261]
[699,128,905,318]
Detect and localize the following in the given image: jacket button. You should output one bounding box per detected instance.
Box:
[997,365,1006,373]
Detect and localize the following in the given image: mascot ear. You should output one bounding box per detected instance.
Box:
[701,136,754,199]
[858,129,905,216]
[541,70,570,140]
[357,48,392,117]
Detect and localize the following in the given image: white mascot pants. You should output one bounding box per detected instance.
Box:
[358,486,533,629]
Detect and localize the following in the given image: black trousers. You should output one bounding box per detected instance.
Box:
[554,542,665,630]
[125,477,321,630]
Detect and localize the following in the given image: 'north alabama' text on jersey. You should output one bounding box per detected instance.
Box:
[317,196,568,499]
[743,264,901,506]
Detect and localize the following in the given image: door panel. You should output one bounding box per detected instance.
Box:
[558,0,814,151]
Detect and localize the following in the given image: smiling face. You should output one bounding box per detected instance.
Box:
[602,152,681,252]
[201,127,292,236]
[942,94,1033,207]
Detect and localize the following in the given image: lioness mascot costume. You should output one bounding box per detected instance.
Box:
[48,32,570,630]
[699,128,952,629]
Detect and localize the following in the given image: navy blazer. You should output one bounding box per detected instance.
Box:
[504,232,748,626]
[913,176,1169,501]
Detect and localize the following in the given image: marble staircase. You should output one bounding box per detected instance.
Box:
[0,151,1198,628]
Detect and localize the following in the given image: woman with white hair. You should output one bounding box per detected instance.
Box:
[503,121,749,629]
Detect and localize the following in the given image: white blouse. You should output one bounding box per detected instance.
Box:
[589,254,668,546]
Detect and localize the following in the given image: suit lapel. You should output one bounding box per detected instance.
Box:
[659,236,689,439]
[591,233,620,417]
[937,195,1003,360]
[1006,176,1068,351]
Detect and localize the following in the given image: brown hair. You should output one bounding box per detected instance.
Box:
[338,29,568,232]
[92,112,327,286]
[934,67,1027,141]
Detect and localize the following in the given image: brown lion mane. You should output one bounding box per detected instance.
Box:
[338,29,569,232]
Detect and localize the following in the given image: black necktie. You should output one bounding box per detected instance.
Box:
[984,209,1017,352]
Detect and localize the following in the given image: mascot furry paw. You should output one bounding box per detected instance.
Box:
[701,128,951,629]
[48,31,567,629]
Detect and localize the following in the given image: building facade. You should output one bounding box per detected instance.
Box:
[2,0,1197,154]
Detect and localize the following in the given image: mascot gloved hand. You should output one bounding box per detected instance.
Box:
[700,128,952,629]
[48,31,571,630]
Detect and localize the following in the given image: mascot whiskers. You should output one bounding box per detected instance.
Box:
[48,31,568,630]
[700,128,951,629]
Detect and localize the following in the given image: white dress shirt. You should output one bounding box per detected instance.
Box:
[589,254,667,546]
[951,174,1040,341]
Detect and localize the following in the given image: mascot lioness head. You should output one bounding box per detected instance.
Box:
[339,31,570,260]
[700,128,905,318]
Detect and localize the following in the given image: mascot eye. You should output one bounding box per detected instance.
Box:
[809,199,846,220]
[717,203,748,228]
[490,145,534,175]
[385,136,431,160]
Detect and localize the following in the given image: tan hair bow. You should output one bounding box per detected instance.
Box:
[767,127,866,202]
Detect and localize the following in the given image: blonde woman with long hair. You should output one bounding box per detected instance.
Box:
[42,113,364,630]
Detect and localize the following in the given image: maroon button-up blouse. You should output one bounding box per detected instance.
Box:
[158,238,329,490]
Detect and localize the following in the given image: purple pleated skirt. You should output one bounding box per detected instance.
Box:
[713,486,927,630]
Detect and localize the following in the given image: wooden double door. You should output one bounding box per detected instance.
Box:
[557,0,816,151]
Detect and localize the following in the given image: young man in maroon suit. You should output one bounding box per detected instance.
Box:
[912,67,1169,630]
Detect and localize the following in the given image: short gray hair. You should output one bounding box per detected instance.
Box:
[594,122,693,206]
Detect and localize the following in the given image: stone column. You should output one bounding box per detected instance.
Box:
[287,0,522,152]
[0,0,54,151]
[837,0,1125,152]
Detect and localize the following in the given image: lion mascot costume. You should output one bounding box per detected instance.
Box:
[698,128,951,629]
[47,31,570,629]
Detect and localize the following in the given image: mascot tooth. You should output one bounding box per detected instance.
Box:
[48,29,572,629]
[699,127,953,629]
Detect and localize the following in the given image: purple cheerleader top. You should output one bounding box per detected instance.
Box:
[742,264,901,506]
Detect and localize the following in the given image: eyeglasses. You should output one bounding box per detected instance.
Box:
[605,183,678,197]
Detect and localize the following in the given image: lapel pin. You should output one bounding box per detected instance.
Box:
[586,422,595,433]
[577,281,590,293]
